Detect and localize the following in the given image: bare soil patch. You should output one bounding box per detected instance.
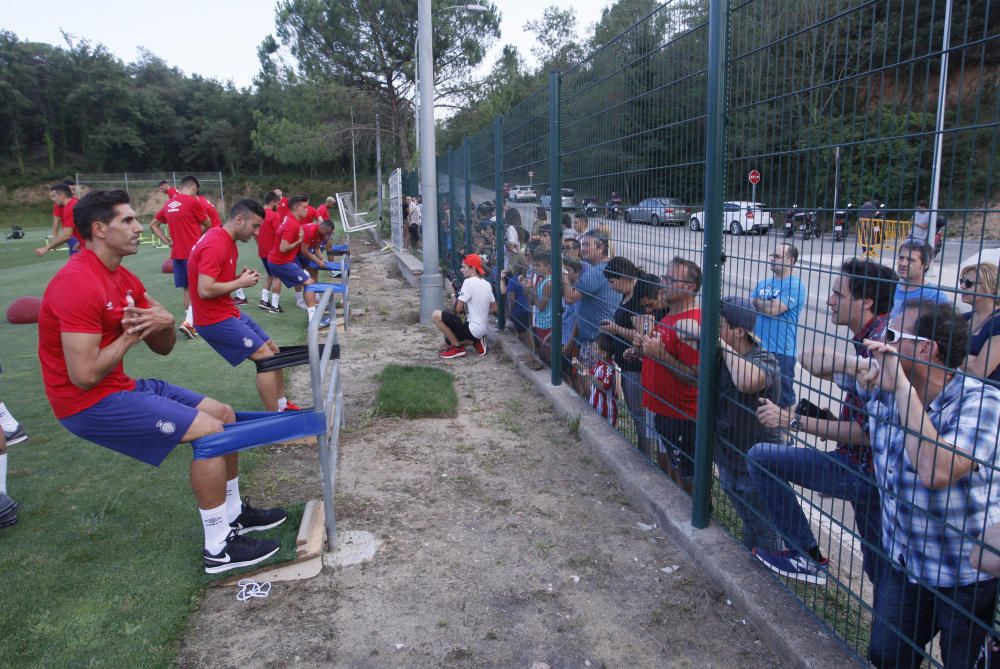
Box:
[176,241,784,668]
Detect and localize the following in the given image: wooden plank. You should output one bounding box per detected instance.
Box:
[296,499,327,559]
[211,554,323,587]
[296,499,319,548]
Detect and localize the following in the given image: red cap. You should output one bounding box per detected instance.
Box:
[463,254,485,276]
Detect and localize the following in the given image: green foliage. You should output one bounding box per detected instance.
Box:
[376,364,458,418]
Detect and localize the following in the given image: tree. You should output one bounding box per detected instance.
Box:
[524,6,584,72]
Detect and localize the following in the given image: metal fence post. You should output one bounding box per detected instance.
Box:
[691,0,730,529]
[463,137,472,255]
[549,71,563,386]
[493,115,506,330]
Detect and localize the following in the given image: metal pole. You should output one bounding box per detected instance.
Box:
[448,148,458,277]
[375,111,383,226]
[549,72,563,386]
[123,172,129,198]
[691,0,730,529]
[928,0,953,246]
[218,171,226,214]
[493,116,505,330]
[463,138,472,254]
[833,146,841,214]
[350,107,359,209]
[417,0,443,322]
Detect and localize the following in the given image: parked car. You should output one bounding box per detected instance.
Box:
[624,197,692,226]
[688,201,772,234]
[511,185,536,202]
[540,188,576,210]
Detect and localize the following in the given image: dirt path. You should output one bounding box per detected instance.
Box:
[177,245,783,668]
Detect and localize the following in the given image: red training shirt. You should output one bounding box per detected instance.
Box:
[268,215,303,265]
[60,197,84,248]
[301,223,321,253]
[276,197,289,222]
[187,227,240,327]
[256,208,280,258]
[200,195,222,228]
[316,204,329,221]
[154,193,208,259]
[641,308,701,420]
[39,249,149,418]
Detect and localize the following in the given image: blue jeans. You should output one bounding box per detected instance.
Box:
[775,354,796,407]
[869,562,998,668]
[717,461,780,553]
[747,443,883,583]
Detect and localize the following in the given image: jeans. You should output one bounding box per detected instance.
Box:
[621,371,651,456]
[747,443,883,583]
[653,415,697,480]
[717,461,780,553]
[869,562,998,669]
[776,354,797,407]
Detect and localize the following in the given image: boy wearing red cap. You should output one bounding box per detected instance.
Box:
[433,254,495,359]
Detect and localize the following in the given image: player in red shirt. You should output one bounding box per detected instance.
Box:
[299,220,336,284]
[39,189,286,574]
[150,175,211,338]
[315,196,335,222]
[36,183,82,257]
[256,192,281,309]
[188,198,300,412]
[264,195,326,326]
[274,189,289,222]
[157,180,179,198]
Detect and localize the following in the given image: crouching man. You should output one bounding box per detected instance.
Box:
[433,254,496,359]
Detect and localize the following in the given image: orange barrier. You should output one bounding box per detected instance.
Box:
[856,217,913,258]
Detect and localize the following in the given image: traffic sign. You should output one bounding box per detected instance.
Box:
[748,169,761,185]
[528,170,534,177]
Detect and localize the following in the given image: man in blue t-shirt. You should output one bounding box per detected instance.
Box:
[752,243,807,407]
[889,239,950,320]
[563,231,618,393]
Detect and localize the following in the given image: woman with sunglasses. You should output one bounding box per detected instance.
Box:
[959,262,1000,386]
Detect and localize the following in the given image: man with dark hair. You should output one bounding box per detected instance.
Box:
[157,180,178,198]
[36,183,82,257]
[841,300,1000,668]
[265,195,326,326]
[571,212,589,241]
[188,199,300,413]
[150,175,212,338]
[752,243,806,407]
[257,191,281,309]
[561,237,582,260]
[39,189,286,573]
[890,238,950,320]
[750,258,899,585]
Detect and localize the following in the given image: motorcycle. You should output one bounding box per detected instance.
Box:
[933,214,948,258]
[607,195,623,220]
[583,198,600,217]
[784,205,819,239]
[833,203,852,242]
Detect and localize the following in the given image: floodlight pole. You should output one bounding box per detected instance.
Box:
[928,0,953,246]
[417,0,443,322]
[376,111,384,226]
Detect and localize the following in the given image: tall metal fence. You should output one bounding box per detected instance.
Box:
[419,1,1000,664]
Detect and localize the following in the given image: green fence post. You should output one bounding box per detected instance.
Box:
[494,115,506,330]
[549,71,563,386]
[464,137,473,255]
[691,0,730,529]
[447,148,456,277]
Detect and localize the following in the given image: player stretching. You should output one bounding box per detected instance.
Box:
[264,195,329,327]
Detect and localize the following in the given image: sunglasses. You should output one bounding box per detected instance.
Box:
[885,327,932,344]
[960,278,976,289]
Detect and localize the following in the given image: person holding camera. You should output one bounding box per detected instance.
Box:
[433,254,495,360]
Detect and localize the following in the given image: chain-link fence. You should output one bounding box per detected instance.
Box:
[74,172,226,218]
[420,1,1000,664]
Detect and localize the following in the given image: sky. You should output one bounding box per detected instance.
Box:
[0,0,609,90]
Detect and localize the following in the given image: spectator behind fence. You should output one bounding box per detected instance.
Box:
[594,222,616,257]
[850,301,1000,668]
[562,237,581,260]
[911,200,930,244]
[562,232,618,393]
[750,258,898,585]
[536,224,552,252]
[522,249,554,364]
[586,333,619,427]
[890,239,950,320]
[599,257,654,456]
[571,212,589,241]
[560,256,584,381]
[635,258,702,490]
[499,259,533,353]
[959,262,1000,387]
[752,243,806,407]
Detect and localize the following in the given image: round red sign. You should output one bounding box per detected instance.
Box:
[748,169,761,185]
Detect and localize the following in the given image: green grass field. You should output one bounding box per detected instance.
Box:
[0,231,312,667]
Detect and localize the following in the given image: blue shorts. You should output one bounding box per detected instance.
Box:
[259,256,272,276]
[59,379,205,466]
[172,258,189,288]
[270,261,310,288]
[198,313,270,366]
[67,237,80,255]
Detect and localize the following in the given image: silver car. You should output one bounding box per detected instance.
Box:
[540,188,576,210]
[624,197,692,226]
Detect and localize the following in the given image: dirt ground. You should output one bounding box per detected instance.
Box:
[176,243,784,669]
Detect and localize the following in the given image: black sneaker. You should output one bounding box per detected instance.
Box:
[203,529,280,574]
[230,497,287,533]
[4,425,27,446]
[258,300,271,311]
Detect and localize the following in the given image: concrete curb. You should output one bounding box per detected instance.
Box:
[391,248,424,288]
[490,328,862,669]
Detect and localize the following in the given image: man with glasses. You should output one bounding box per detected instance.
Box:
[890,239,950,320]
[840,300,1000,668]
[561,238,582,261]
[752,244,806,408]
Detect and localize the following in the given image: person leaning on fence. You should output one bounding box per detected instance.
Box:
[890,238,950,320]
[500,258,534,352]
[752,243,806,408]
[522,248,554,364]
[633,258,702,490]
[585,333,619,427]
[562,236,581,260]
[559,256,584,381]
[407,196,421,249]
[749,258,899,586]
[843,300,1000,668]
[959,262,1000,387]
[434,254,496,360]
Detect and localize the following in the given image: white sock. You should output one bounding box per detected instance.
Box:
[271,293,280,308]
[262,288,270,303]
[307,306,316,321]
[185,305,193,324]
[200,503,229,553]
[0,403,17,433]
[0,453,7,495]
[295,292,306,306]
[225,477,242,524]
[277,397,288,411]
[234,288,246,299]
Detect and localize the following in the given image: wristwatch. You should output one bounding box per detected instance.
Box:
[788,416,802,432]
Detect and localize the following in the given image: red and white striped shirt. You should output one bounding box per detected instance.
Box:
[589,360,618,427]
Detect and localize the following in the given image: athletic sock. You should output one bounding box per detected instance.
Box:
[0,403,17,433]
[234,288,246,299]
[200,503,229,554]
[0,453,7,495]
[184,305,194,325]
[277,397,288,411]
[262,288,271,303]
[307,306,317,321]
[271,293,280,308]
[225,477,242,524]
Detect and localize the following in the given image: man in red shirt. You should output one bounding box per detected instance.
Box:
[188,198,300,412]
[316,196,335,222]
[634,257,702,490]
[274,189,289,222]
[196,189,247,305]
[256,192,281,310]
[150,175,211,338]
[39,189,286,574]
[35,183,82,257]
[157,180,179,198]
[265,195,326,326]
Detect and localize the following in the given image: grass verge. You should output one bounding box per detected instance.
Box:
[376,364,458,418]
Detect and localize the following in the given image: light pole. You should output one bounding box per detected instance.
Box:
[416,1,488,323]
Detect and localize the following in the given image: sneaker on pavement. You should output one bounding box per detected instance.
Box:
[178,322,198,339]
[439,345,467,359]
[203,529,280,574]
[752,547,828,585]
[473,338,487,357]
[230,497,288,533]
[4,425,28,446]
[233,296,249,306]
[281,402,302,412]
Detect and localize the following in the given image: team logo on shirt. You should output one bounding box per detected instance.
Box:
[166,201,182,213]
[243,337,254,349]
[156,420,176,435]
[106,301,114,311]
